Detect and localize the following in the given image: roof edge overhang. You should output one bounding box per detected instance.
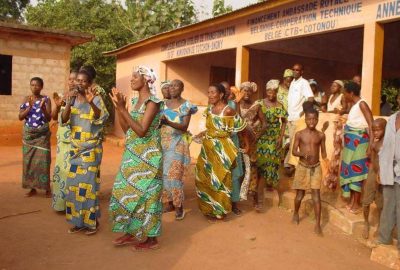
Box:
[103,0,297,57]
[0,21,94,46]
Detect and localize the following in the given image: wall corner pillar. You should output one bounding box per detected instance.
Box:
[361,22,384,115]
[235,46,249,87]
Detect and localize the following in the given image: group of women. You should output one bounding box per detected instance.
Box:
[18,63,375,250]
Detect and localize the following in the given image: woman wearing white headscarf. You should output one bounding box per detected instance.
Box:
[108,66,164,251]
[256,79,287,210]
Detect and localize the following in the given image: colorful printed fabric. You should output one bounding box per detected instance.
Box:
[109,96,163,239]
[240,103,262,193]
[195,106,246,217]
[256,101,287,188]
[277,86,288,112]
[20,96,49,128]
[227,100,244,202]
[161,100,197,208]
[22,123,51,190]
[65,96,109,229]
[277,86,290,147]
[52,107,71,211]
[340,125,369,197]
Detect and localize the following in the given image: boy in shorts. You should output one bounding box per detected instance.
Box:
[291,108,327,235]
[362,118,386,239]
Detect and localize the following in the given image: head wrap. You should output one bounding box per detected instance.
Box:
[266,79,280,90]
[283,69,294,78]
[135,65,157,96]
[308,79,318,86]
[240,81,258,93]
[333,80,344,88]
[160,80,171,89]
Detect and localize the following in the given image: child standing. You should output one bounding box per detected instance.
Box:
[362,118,386,239]
[291,108,327,235]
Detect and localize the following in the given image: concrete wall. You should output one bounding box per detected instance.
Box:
[0,38,71,123]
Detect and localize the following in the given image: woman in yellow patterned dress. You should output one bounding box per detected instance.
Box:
[195,83,247,220]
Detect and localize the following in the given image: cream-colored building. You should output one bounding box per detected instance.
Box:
[0,22,92,124]
[106,0,399,156]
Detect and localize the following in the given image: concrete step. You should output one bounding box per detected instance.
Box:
[371,245,400,269]
[264,190,364,234]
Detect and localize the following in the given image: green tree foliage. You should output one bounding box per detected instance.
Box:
[114,0,197,40]
[381,79,400,111]
[212,0,233,17]
[0,0,29,22]
[25,0,197,124]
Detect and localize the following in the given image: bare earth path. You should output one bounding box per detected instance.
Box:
[0,135,386,270]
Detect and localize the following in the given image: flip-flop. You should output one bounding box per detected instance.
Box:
[232,208,243,216]
[175,211,186,221]
[132,242,159,252]
[113,236,137,246]
[85,228,98,235]
[68,226,85,234]
[25,189,37,197]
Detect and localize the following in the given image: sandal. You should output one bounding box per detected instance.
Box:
[85,228,98,235]
[25,189,37,197]
[232,207,242,216]
[68,226,85,234]
[175,210,186,221]
[113,234,137,246]
[132,241,159,252]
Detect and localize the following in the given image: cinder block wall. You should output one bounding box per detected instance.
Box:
[0,38,71,123]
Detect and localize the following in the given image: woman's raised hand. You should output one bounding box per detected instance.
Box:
[109,87,127,110]
[85,87,97,104]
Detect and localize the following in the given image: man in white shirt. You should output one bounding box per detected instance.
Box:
[284,63,314,175]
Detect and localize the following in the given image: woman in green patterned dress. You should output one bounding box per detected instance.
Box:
[51,70,76,211]
[256,80,287,208]
[195,83,247,221]
[109,66,163,251]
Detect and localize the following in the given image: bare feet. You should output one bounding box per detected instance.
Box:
[362,223,370,239]
[314,225,323,236]
[292,213,300,225]
[25,189,37,197]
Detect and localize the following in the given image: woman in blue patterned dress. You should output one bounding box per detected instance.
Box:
[109,66,163,251]
[161,79,197,220]
[19,77,52,197]
[62,70,109,235]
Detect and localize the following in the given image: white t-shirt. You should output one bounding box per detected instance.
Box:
[288,77,313,121]
[347,99,369,129]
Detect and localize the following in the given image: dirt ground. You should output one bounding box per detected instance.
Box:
[0,128,387,270]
